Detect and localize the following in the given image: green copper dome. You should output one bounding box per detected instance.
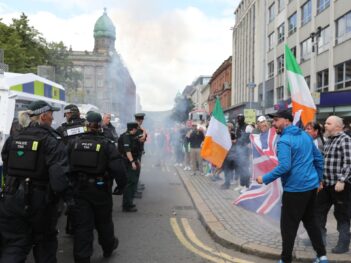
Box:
[94,9,116,40]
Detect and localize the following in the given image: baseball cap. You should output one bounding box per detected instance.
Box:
[28,100,60,116]
[257,116,267,123]
[127,122,139,130]
[86,111,102,123]
[267,110,293,122]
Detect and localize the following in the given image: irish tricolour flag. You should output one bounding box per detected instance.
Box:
[285,44,316,125]
[201,98,231,168]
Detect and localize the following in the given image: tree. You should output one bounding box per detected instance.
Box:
[171,95,194,123]
[0,13,48,73]
[0,13,83,101]
[45,41,83,98]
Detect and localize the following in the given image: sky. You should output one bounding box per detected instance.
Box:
[0,0,241,111]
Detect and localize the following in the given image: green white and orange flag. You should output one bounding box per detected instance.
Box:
[200,98,231,168]
[285,44,316,125]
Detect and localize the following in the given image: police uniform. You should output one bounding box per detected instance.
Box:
[56,104,86,235]
[68,111,126,262]
[0,100,71,263]
[134,113,147,196]
[119,122,141,212]
[56,104,86,143]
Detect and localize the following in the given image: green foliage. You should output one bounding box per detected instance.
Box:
[0,13,82,100]
[171,95,194,123]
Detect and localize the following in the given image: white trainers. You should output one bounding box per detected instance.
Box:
[239,187,247,194]
[234,186,243,191]
[313,256,328,263]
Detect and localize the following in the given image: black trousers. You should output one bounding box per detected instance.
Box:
[281,189,326,263]
[122,165,140,208]
[316,184,351,246]
[72,188,116,262]
[0,190,59,263]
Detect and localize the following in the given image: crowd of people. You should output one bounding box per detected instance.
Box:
[2,99,349,263]
[145,110,350,263]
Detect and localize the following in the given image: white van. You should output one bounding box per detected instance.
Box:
[0,72,66,180]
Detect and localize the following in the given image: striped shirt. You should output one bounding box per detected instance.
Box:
[323,132,351,186]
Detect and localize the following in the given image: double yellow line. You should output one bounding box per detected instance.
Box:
[170,217,253,263]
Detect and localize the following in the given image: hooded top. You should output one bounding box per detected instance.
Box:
[263,125,324,192]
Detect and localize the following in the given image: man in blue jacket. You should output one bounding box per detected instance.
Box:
[256,110,328,263]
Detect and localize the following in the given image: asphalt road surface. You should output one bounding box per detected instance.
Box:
[27,154,274,263]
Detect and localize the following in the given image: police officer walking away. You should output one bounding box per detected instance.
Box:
[119,122,141,212]
[68,111,126,263]
[0,100,71,263]
[56,103,86,235]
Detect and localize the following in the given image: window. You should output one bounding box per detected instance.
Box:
[288,12,297,35]
[277,55,284,74]
[291,46,297,57]
[301,0,312,26]
[316,69,329,92]
[336,11,351,44]
[335,60,351,90]
[317,0,330,14]
[277,86,284,101]
[278,0,285,12]
[268,32,275,50]
[301,38,312,61]
[268,61,274,79]
[269,3,275,22]
[277,23,285,43]
[317,26,330,53]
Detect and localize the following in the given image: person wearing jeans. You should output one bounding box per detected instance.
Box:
[256,110,328,263]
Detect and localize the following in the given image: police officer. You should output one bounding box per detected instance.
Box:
[68,111,126,262]
[56,104,86,141]
[134,113,147,197]
[0,100,71,262]
[119,122,141,212]
[56,104,86,235]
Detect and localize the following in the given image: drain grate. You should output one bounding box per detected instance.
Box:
[173,205,194,210]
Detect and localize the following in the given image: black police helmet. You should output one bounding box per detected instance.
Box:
[64,104,79,117]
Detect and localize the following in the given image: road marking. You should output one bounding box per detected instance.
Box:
[181,218,253,263]
[170,217,226,263]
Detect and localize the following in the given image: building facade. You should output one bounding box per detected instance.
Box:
[69,9,136,124]
[233,0,351,125]
[189,75,211,111]
[208,56,232,113]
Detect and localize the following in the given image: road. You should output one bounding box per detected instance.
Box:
[29,154,274,263]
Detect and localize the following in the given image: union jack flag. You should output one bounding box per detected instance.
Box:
[234,128,282,220]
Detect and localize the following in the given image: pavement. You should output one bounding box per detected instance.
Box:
[175,166,351,263]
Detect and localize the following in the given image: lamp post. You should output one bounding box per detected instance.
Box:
[247,82,256,109]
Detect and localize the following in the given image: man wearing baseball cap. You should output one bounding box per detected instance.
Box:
[256,109,328,263]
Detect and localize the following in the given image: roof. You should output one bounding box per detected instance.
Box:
[0,72,65,101]
[94,9,116,40]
